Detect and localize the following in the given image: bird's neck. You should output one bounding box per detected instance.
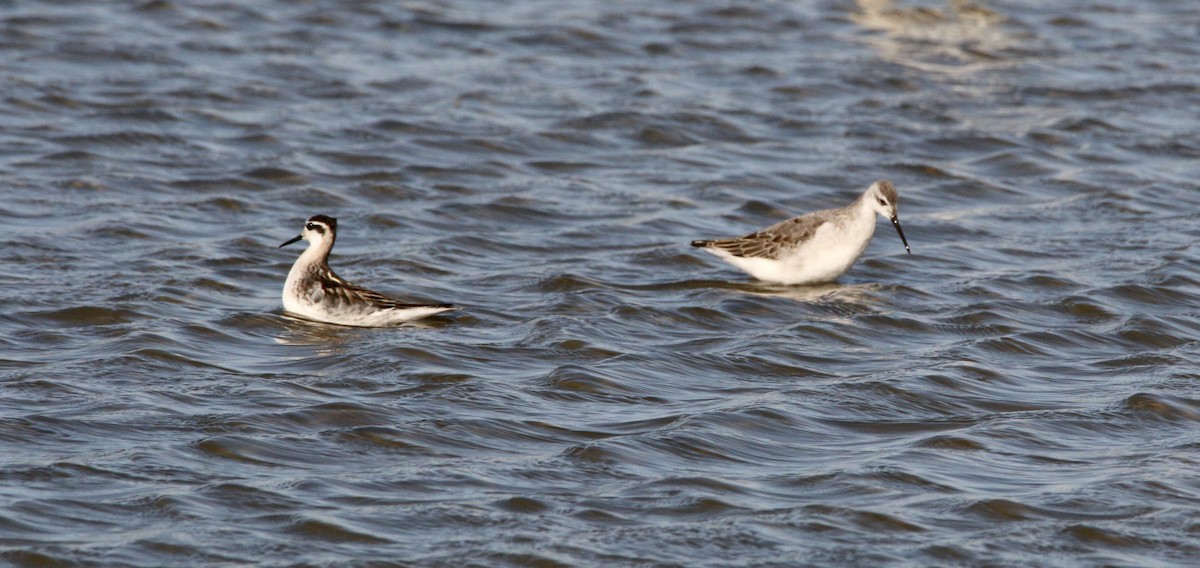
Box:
[853,192,877,221]
[289,240,334,279]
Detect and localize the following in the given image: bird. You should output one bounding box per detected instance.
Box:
[691,179,910,285]
[278,214,458,326]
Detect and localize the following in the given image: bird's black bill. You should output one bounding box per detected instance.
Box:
[279,234,303,248]
[890,216,911,254]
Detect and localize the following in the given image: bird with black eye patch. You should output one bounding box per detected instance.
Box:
[279,215,458,326]
[691,180,911,285]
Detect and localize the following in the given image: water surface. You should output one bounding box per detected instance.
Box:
[2,1,1199,566]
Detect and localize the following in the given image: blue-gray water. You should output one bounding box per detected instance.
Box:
[2,1,1199,566]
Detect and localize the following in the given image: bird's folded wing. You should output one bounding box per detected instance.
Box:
[323,278,452,310]
[704,216,826,260]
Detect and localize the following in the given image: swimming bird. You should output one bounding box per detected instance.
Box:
[279,215,457,326]
[691,180,910,285]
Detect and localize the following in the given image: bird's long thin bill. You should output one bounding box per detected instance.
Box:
[891,216,911,254]
[279,234,303,248]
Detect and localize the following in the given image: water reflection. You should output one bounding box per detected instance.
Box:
[272,312,455,344]
[272,312,369,348]
[737,281,884,304]
[853,0,1020,74]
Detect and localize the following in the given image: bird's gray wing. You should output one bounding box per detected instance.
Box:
[694,214,826,260]
[320,272,455,310]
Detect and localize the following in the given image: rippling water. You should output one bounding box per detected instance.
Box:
[2,0,1199,565]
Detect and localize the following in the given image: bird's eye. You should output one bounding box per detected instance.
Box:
[305,223,316,230]
[877,198,886,206]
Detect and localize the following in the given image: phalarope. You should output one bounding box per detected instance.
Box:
[279,215,457,326]
[691,180,911,285]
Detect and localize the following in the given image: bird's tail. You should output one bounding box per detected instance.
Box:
[690,240,713,248]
